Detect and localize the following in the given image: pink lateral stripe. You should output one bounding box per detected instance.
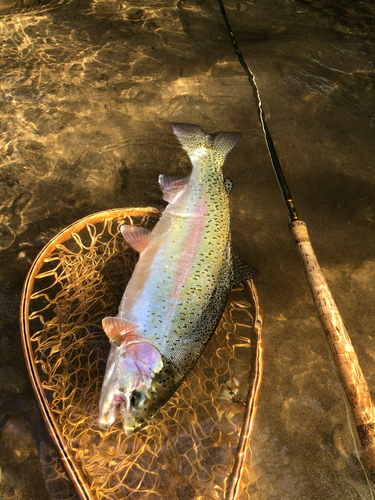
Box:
[171,196,207,301]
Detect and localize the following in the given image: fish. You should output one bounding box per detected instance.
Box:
[98,123,259,435]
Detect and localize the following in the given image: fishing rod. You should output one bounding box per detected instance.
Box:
[217,0,375,490]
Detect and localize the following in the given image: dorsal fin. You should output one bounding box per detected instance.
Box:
[224,177,234,195]
[102,317,140,346]
[232,253,260,287]
[158,174,189,203]
[120,225,151,253]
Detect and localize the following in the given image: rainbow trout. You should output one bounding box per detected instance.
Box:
[98,123,258,434]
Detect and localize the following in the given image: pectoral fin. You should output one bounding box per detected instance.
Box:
[102,317,140,346]
[120,225,151,253]
[232,253,260,287]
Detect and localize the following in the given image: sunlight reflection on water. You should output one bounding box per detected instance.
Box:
[0,0,375,499]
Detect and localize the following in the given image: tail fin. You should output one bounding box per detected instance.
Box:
[172,123,241,164]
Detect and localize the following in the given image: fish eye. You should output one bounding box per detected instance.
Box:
[130,391,145,408]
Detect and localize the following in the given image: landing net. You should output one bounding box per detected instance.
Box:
[20,208,263,500]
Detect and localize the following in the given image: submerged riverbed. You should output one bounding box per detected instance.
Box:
[0,0,374,499]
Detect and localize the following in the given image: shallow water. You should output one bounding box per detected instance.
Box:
[0,0,374,498]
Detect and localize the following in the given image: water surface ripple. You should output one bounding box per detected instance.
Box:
[0,0,374,499]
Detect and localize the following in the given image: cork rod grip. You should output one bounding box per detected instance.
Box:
[290,220,375,477]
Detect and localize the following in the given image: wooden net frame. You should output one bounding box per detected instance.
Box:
[20,207,263,500]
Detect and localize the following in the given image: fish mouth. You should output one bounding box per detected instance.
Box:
[98,393,125,429]
[99,391,144,434]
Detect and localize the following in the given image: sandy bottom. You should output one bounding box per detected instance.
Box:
[0,0,374,499]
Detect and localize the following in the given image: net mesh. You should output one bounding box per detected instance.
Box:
[25,210,257,500]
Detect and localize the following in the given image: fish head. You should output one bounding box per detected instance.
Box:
[98,342,176,435]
